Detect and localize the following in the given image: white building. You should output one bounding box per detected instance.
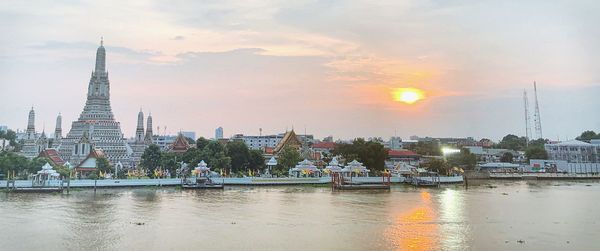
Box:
[231,133,314,150]
[545,140,599,163]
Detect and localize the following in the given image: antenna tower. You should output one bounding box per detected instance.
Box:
[523,89,532,147]
[533,82,543,139]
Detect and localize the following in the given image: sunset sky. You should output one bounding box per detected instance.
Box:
[1,0,599,141]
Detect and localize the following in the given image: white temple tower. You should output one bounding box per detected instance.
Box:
[58,39,131,166]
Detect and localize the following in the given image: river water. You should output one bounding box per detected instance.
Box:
[1,180,599,250]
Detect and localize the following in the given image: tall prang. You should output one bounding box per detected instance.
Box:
[130,109,148,164]
[53,113,62,148]
[21,107,39,159]
[59,39,132,167]
[144,112,153,145]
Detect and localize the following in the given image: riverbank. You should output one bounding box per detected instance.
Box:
[0,176,464,189]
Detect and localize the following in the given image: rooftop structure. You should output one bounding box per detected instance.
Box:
[167,133,192,153]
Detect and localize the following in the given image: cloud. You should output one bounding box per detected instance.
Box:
[171,35,185,40]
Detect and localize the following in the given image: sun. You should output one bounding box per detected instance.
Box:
[393,88,425,104]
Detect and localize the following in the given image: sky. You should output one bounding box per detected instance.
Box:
[1,0,599,141]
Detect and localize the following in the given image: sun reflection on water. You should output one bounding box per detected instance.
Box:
[385,190,439,251]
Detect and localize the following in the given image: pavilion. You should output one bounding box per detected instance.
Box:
[341,160,370,177]
[289,159,322,178]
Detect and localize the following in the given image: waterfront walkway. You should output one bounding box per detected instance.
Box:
[0,176,465,189]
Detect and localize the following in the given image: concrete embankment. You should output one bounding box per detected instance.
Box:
[1,176,464,189]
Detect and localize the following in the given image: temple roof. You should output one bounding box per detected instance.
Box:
[273,130,302,154]
[38,149,66,166]
[168,133,191,153]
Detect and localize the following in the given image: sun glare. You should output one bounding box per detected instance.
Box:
[393,88,425,104]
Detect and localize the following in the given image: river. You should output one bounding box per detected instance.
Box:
[1,180,599,250]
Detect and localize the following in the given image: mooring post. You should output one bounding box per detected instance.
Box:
[67,178,70,194]
[94,179,97,192]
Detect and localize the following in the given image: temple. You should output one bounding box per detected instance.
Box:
[273,130,302,154]
[58,40,132,167]
[167,132,192,153]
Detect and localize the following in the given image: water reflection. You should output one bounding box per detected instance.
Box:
[386,190,439,251]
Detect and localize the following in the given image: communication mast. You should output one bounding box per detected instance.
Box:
[533,81,543,139]
[523,89,532,147]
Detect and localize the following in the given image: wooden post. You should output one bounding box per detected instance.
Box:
[94,179,97,192]
[67,178,70,194]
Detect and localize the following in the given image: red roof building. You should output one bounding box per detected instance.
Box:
[387,149,420,161]
[38,149,66,167]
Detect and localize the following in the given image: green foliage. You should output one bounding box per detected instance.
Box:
[277,146,301,172]
[249,149,265,171]
[496,134,527,151]
[407,141,442,156]
[447,148,477,170]
[333,138,388,171]
[500,152,514,163]
[160,152,179,178]
[140,144,162,177]
[196,137,210,149]
[0,151,29,178]
[576,130,600,142]
[227,141,251,173]
[424,158,449,174]
[96,157,113,175]
[525,146,548,162]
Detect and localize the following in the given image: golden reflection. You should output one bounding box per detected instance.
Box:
[385,191,438,251]
[392,88,426,104]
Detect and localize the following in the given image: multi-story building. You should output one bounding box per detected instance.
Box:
[545,140,599,163]
[215,127,223,139]
[231,132,314,150]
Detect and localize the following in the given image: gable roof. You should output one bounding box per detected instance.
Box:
[312,142,336,149]
[38,149,65,166]
[76,149,106,170]
[273,130,302,153]
[168,133,191,153]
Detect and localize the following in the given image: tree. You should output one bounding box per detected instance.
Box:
[447,148,477,170]
[140,144,162,177]
[333,138,388,172]
[525,146,548,162]
[248,150,265,171]
[196,137,210,149]
[0,151,29,178]
[226,141,251,173]
[500,152,514,163]
[496,134,527,151]
[576,130,600,142]
[96,157,113,177]
[277,145,301,174]
[425,159,449,175]
[407,141,442,156]
[160,152,180,178]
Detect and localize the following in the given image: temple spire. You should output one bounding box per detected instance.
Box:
[26,107,35,140]
[136,109,145,142]
[95,38,106,73]
[145,112,153,144]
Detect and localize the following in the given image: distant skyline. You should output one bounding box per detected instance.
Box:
[1,1,599,141]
